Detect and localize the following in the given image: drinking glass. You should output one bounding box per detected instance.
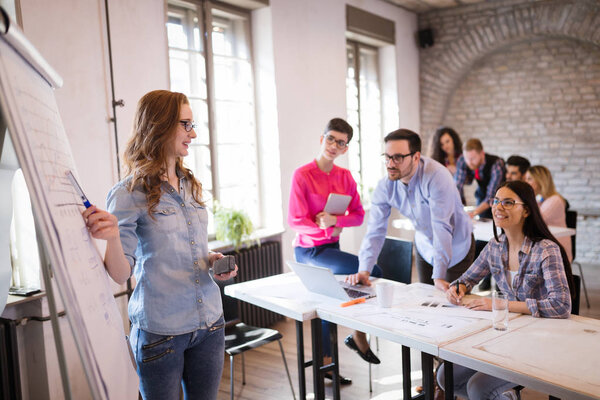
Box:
[492,291,509,331]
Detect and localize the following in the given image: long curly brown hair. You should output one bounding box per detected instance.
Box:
[123,90,204,216]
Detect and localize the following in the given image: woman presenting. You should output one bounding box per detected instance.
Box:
[84,90,236,400]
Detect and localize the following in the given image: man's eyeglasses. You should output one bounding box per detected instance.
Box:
[381,152,415,164]
[179,120,197,132]
[489,198,525,209]
[323,134,348,149]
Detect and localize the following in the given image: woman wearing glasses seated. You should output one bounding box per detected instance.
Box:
[287,118,381,384]
[525,165,572,261]
[437,180,574,400]
[83,90,237,400]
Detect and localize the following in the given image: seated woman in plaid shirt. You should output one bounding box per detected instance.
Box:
[437,180,574,400]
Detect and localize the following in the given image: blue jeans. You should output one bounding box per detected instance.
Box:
[437,362,514,399]
[130,317,225,400]
[295,242,381,357]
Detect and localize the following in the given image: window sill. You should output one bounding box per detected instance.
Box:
[208,227,285,253]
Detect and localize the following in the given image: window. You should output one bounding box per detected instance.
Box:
[346,40,383,203]
[167,1,260,233]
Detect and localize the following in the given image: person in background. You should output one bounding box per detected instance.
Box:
[83,90,237,400]
[505,155,530,182]
[430,126,463,176]
[525,165,572,261]
[288,118,380,385]
[438,180,574,400]
[455,138,506,219]
[347,128,475,293]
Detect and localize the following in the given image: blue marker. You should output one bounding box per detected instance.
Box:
[66,170,92,208]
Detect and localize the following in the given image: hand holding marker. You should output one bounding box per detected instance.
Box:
[66,170,92,209]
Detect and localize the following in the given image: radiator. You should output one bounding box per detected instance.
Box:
[0,318,21,400]
[224,241,284,328]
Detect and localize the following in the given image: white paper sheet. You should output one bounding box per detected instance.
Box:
[0,35,138,399]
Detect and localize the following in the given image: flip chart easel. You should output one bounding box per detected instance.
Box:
[0,8,138,399]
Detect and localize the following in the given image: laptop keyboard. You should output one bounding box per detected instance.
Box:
[343,287,369,299]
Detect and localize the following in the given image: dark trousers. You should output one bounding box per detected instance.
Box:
[416,235,475,285]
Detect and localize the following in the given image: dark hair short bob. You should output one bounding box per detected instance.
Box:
[384,129,421,153]
[324,118,353,143]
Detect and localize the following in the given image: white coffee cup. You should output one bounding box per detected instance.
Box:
[376,282,394,308]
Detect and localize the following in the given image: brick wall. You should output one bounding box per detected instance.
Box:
[418,0,600,263]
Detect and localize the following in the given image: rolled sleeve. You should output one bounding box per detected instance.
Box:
[106,184,140,268]
[358,180,391,273]
[428,173,458,279]
[455,243,491,291]
[526,245,571,318]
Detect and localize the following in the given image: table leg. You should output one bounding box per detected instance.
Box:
[295,320,306,400]
[402,345,412,400]
[444,361,454,400]
[311,318,325,400]
[421,352,434,400]
[329,323,340,400]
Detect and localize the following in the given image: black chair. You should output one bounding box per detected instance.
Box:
[367,237,413,392]
[218,278,296,400]
[565,210,590,308]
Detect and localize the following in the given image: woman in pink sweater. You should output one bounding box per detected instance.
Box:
[288,118,381,383]
[525,165,572,261]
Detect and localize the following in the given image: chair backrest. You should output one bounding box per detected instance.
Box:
[571,274,581,316]
[565,209,577,259]
[216,277,241,327]
[376,236,413,284]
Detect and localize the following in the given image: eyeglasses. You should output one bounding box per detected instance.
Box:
[323,134,348,149]
[179,120,197,132]
[490,198,525,209]
[381,152,415,164]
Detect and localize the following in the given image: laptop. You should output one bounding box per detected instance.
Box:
[287,260,375,301]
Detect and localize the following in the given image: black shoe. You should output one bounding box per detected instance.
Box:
[344,335,381,364]
[324,372,352,385]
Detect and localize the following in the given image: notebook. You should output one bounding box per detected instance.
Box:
[287,260,375,301]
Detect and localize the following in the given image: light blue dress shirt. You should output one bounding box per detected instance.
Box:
[107,175,222,335]
[359,157,473,280]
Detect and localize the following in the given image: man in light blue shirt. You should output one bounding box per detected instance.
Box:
[347,129,475,291]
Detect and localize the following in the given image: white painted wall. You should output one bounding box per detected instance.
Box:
[6,0,419,397]
[269,0,419,264]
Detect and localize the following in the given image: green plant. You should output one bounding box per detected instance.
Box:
[214,202,257,251]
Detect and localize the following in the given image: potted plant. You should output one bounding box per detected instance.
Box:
[214,202,258,251]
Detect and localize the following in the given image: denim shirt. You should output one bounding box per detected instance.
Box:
[358,157,472,279]
[107,176,222,335]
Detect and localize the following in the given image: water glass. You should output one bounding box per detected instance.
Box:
[492,291,509,331]
[376,282,394,308]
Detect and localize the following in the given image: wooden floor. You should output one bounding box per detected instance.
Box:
[217,262,600,400]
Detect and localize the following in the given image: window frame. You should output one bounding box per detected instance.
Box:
[346,38,383,201]
[167,0,262,235]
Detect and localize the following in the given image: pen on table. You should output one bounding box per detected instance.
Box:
[66,170,92,209]
[341,297,366,307]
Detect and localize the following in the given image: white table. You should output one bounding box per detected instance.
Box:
[225,275,502,400]
[225,273,346,400]
[473,219,575,242]
[440,314,600,400]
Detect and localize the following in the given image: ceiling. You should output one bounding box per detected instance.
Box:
[384,0,490,13]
